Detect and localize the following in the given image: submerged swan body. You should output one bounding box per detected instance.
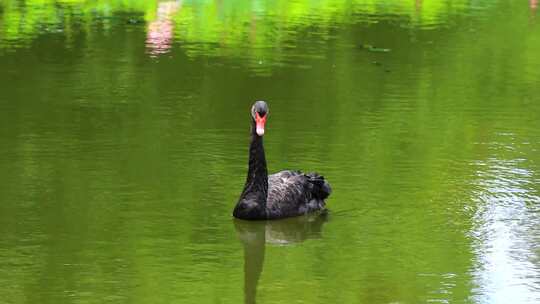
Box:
[233,101,332,220]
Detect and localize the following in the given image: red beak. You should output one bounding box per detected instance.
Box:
[255,112,266,136]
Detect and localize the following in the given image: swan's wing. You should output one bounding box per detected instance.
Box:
[267,170,331,218]
[268,170,306,203]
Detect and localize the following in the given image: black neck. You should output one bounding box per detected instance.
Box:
[234,120,269,219]
[236,119,268,214]
[241,120,268,201]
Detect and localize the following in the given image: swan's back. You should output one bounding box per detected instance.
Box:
[266,170,331,219]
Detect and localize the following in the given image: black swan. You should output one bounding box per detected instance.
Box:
[233,100,332,220]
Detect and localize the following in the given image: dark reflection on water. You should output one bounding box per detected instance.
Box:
[234,214,327,304]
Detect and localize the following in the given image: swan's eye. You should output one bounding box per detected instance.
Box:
[251,106,256,117]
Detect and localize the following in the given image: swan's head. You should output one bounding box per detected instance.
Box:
[251,100,268,136]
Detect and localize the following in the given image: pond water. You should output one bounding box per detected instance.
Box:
[1,1,539,303]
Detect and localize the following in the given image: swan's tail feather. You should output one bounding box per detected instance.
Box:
[306,173,332,200]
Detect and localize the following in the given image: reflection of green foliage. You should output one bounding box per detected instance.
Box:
[170,0,478,50]
[0,0,153,45]
[0,0,495,72]
[1,0,486,50]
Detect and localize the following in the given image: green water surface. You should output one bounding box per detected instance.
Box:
[1,1,539,303]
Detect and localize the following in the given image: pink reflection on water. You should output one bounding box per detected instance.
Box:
[146,1,181,56]
[531,0,538,22]
[416,0,423,12]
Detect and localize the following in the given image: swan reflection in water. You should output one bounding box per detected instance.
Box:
[234,213,328,304]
